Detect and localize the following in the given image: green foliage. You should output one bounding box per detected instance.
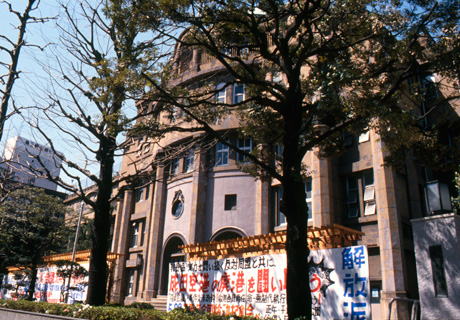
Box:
[0,187,70,268]
[108,0,460,318]
[0,299,260,320]
[0,187,70,300]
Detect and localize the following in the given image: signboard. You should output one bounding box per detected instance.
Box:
[34,263,89,303]
[167,245,370,319]
[1,263,88,304]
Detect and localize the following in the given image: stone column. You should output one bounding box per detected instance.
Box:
[143,165,167,299]
[110,190,133,303]
[137,183,154,299]
[311,152,334,227]
[371,130,408,320]
[189,148,208,244]
[256,179,271,235]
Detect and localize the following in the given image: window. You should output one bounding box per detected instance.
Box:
[216,83,226,103]
[274,181,312,227]
[430,245,448,297]
[358,130,370,143]
[225,194,237,210]
[171,107,183,123]
[172,199,184,218]
[171,158,180,175]
[183,150,194,173]
[363,172,376,216]
[171,190,184,219]
[423,74,438,101]
[272,70,282,83]
[306,180,312,220]
[274,186,286,226]
[144,185,149,201]
[274,144,283,165]
[236,137,252,162]
[130,221,140,248]
[346,171,376,218]
[215,142,229,166]
[139,221,146,247]
[346,177,359,218]
[126,269,135,297]
[233,84,245,104]
[135,188,144,203]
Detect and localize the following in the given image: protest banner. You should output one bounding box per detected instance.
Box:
[167,245,370,319]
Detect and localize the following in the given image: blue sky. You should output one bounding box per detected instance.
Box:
[0,1,128,191]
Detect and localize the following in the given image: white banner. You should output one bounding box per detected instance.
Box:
[1,263,88,304]
[167,245,370,319]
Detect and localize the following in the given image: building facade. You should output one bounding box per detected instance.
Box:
[2,136,62,191]
[86,35,460,320]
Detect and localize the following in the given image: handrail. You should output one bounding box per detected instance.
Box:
[388,297,420,320]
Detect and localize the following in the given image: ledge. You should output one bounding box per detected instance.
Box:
[0,308,84,320]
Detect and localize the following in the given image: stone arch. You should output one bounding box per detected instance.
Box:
[210,227,247,242]
[159,233,187,295]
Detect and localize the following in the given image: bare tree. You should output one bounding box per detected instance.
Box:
[0,0,51,143]
[16,0,166,305]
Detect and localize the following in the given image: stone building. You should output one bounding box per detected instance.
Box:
[62,32,460,319]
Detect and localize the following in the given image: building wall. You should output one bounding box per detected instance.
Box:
[2,136,62,191]
[103,37,460,320]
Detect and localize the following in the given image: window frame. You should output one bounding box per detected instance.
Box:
[305,180,313,221]
[216,83,226,103]
[215,141,229,166]
[183,149,194,173]
[236,137,252,163]
[125,268,135,297]
[130,221,140,248]
[233,83,245,104]
[171,158,180,176]
[346,171,376,218]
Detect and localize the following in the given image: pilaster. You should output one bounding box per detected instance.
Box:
[256,179,271,235]
[312,152,333,227]
[110,190,133,303]
[143,165,167,300]
[371,131,408,320]
[189,148,208,244]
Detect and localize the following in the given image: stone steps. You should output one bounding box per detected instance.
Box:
[150,295,168,311]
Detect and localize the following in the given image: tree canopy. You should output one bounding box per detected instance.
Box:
[107,0,460,318]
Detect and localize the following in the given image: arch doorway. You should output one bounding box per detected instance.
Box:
[160,236,185,295]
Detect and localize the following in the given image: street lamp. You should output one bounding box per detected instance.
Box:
[425,181,452,215]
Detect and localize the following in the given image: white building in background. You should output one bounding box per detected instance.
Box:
[2,136,62,191]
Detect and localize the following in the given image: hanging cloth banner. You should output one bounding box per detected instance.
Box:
[167,245,370,319]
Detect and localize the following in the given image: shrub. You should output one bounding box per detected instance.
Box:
[0,299,259,320]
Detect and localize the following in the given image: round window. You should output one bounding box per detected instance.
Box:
[172,199,184,219]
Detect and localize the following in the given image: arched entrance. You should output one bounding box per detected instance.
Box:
[160,235,185,295]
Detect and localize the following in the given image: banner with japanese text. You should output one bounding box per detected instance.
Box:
[167,245,370,319]
[0,263,88,304]
[34,263,89,303]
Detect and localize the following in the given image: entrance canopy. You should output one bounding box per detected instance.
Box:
[181,224,364,261]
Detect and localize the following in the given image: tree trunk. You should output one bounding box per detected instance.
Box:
[283,176,311,319]
[281,93,312,319]
[27,265,38,301]
[86,137,115,306]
